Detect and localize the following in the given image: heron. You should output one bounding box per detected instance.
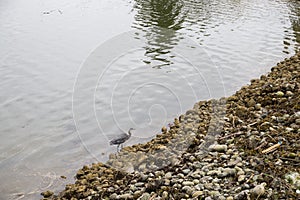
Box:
[109,128,135,152]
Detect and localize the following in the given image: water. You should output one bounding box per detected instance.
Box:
[0,0,299,199]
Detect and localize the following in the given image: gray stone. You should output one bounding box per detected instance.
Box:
[118,193,133,199]
[251,183,266,197]
[207,170,220,176]
[135,182,144,187]
[192,191,204,198]
[162,191,168,199]
[183,186,193,195]
[234,190,249,200]
[208,144,228,152]
[165,172,172,179]
[182,181,194,186]
[238,175,246,182]
[218,196,226,200]
[209,190,220,196]
[109,193,118,199]
[138,192,150,200]
[182,168,191,175]
[218,168,236,177]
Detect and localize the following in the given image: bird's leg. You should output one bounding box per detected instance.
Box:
[117,144,120,152]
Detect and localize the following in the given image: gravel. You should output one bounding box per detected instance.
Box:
[42,53,300,199]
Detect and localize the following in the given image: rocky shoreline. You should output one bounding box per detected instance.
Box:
[42,53,300,200]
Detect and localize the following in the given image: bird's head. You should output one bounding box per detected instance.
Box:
[128,128,135,135]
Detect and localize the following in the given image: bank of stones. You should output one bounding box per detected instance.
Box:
[42,53,300,200]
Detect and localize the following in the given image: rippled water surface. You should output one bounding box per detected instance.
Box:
[0,0,299,199]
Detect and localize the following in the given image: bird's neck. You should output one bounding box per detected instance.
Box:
[128,130,132,136]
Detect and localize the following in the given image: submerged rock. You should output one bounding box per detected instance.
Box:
[41,190,53,198]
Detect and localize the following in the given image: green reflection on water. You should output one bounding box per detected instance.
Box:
[132,0,186,68]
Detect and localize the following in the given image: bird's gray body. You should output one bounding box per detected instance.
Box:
[109,128,134,151]
[109,133,130,145]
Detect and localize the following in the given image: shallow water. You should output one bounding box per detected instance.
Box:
[0,0,299,199]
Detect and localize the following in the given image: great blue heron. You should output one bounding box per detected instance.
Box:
[109,128,135,152]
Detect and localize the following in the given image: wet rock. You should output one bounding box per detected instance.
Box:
[161,126,167,133]
[41,191,53,198]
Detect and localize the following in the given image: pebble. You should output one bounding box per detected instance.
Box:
[138,193,150,200]
[238,175,246,182]
[162,191,168,199]
[135,182,144,187]
[207,170,220,176]
[251,183,266,197]
[118,193,133,199]
[208,144,228,152]
[165,172,172,179]
[182,181,194,186]
[182,185,192,193]
[192,190,204,198]
[182,168,190,175]
[255,103,262,110]
[276,91,284,97]
[221,168,236,177]
[234,190,249,200]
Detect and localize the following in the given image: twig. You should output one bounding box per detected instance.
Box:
[280,157,300,163]
[149,194,157,200]
[265,134,277,143]
[245,173,254,184]
[255,141,267,150]
[262,142,282,154]
[217,132,244,140]
[248,121,257,126]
